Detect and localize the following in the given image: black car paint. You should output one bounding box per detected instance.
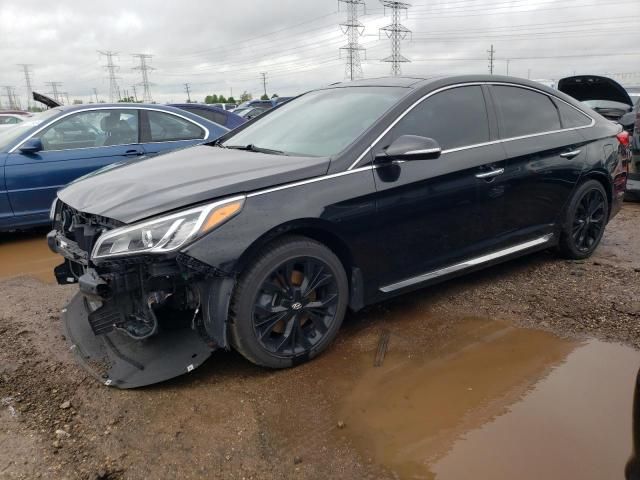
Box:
[49,75,627,387]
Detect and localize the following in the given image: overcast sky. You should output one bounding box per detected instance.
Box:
[0,0,638,106]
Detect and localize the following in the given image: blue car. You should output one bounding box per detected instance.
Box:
[0,103,228,231]
[169,104,246,130]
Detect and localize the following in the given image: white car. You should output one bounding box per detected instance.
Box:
[0,113,31,130]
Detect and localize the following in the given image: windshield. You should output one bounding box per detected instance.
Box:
[0,109,61,152]
[223,86,408,157]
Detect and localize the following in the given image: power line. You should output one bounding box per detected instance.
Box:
[379,1,411,76]
[488,44,495,74]
[132,53,154,103]
[18,64,34,110]
[339,0,366,81]
[98,51,121,103]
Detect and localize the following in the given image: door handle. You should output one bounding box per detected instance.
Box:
[475,168,504,179]
[124,149,144,156]
[560,149,581,159]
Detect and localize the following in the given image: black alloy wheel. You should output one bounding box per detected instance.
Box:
[229,236,349,368]
[252,257,339,356]
[572,188,606,252]
[559,179,609,259]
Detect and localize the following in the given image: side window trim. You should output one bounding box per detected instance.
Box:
[348,81,596,170]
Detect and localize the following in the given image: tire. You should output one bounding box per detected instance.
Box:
[558,179,609,260]
[229,236,349,368]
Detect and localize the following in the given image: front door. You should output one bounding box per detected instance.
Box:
[5,109,142,221]
[370,85,509,289]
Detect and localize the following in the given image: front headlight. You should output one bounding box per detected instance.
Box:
[91,196,245,260]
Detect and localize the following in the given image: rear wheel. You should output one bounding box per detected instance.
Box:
[229,236,348,368]
[558,179,608,259]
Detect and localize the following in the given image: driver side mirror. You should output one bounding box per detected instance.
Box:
[377,135,442,162]
[19,137,43,154]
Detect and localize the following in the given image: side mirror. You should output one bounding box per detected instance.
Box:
[19,138,43,154]
[377,135,442,162]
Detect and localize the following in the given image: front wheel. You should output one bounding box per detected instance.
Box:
[558,179,609,259]
[229,236,349,368]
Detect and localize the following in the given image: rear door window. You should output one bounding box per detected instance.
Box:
[491,86,561,138]
[147,111,205,141]
[388,85,490,150]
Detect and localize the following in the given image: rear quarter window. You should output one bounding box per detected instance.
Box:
[553,99,592,128]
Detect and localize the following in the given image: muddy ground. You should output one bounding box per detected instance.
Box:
[1,203,639,480]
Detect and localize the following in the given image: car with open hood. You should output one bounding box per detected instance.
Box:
[48,75,628,388]
[558,75,634,122]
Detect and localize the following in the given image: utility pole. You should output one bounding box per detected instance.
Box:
[93,87,99,103]
[379,1,411,76]
[527,68,531,79]
[131,85,138,102]
[132,53,154,103]
[260,72,268,98]
[488,44,495,75]
[45,82,63,104]
[98,51,121,103]
[506,59,510,76]
[339,0,366,81]
[184,83,192,103]
[18,64,34,110]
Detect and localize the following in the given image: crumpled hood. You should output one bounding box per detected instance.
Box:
[58,145,330,223]
[558,75,633,107]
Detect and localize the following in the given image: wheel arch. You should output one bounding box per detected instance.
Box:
[579,169,613,218]
[234,219,364,311]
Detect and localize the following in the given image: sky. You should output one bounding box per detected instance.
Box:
[0,0,639,107]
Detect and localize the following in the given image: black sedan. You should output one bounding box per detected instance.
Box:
[48,75,628,388]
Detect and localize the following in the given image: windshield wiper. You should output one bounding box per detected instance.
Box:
[225,144,288,156]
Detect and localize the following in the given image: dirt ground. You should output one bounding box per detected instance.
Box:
[1,203,639,480]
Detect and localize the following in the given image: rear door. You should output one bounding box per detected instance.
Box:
[5,108,142,220]
[371,85,509,288]
[489,85,589,240]
[139,109,209,156]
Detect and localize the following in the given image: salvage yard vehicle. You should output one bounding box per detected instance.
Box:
[0,104,228,231]
[0,111,32,130]
[169,103,246,130]
[558,75,635,122]
[48,75,628,388]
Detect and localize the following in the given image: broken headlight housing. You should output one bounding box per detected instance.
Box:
[91,196,245,260]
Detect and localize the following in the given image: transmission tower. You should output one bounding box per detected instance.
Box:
[18,64,34,110]
[132,54,154,103]
[488,44,495,75]
[98,51,121,102]
[184,83,192,103]
[45,82,63,104]
[339,0,366,81]
[2,86,20,109]
[93,87,99,103]
[379,1,411,76]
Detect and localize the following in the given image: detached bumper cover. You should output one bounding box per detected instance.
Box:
[62,292,214,389]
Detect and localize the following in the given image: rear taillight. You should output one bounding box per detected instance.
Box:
[616,130,629,147]
[617,131,630,147]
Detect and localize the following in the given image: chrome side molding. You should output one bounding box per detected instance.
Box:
[379,234,553,293]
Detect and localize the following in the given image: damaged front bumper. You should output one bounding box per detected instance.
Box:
[48,227,234,389]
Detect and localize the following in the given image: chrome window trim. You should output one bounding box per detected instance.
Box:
[246,165,374,198]
[8,106,213,154]
[379,234,553,293]
[347,81,595,170]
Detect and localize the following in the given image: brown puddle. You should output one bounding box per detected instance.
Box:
[326,318,638,479]
[0,231,59,283]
